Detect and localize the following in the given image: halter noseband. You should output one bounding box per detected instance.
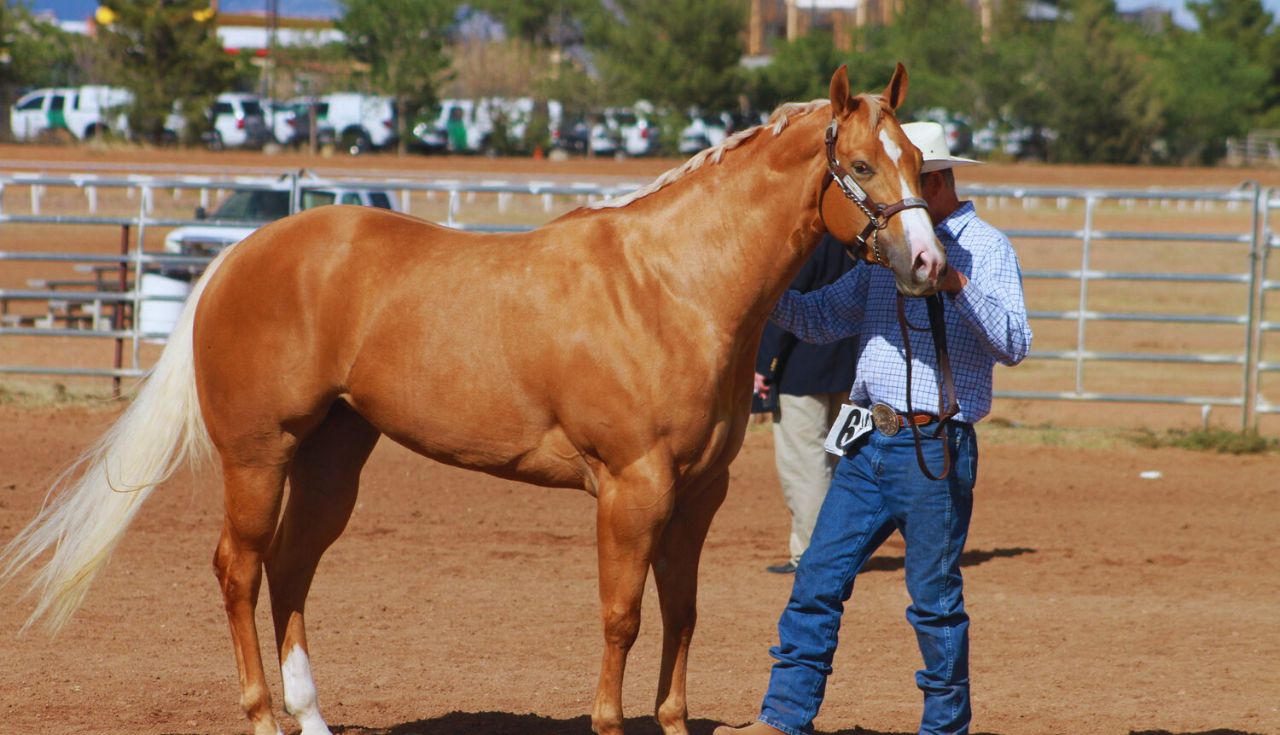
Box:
[821,118,930,266]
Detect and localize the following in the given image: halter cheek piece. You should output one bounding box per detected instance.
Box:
[820,118,930,266]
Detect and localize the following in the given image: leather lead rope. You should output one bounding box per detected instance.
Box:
[896,293,960,481]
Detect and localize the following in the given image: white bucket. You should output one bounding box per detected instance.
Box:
[139,273,191,339]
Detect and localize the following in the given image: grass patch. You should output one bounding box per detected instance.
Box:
[981,419,1279,454]
[0,380,123,409]
[1132,427,1278,455]
[977,419,1133,450]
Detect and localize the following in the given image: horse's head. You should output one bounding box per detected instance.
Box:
[820,64,946,297]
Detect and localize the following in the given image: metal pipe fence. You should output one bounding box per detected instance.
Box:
[1254,191,1280,419]
[1,171,1274,431]
[959,184,1263,430]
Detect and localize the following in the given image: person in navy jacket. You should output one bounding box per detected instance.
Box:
[753,236,858,574]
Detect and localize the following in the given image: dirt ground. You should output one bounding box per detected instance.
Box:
[2,144,1279,734]
[0,403,1276,735]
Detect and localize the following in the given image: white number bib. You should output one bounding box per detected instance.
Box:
[823,404,874,457]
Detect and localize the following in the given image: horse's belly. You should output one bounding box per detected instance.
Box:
[344,372,590,491]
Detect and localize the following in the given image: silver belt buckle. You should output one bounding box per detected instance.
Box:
[871,403,900,436]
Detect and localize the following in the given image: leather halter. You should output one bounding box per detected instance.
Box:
[820,118,930,266]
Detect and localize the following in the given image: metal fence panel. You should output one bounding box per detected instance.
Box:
[0,171,1272,432]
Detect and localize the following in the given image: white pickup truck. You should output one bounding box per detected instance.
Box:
[9,85,132,141]
[163,185,399,256]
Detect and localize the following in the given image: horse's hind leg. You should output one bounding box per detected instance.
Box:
[213,461,290,735]
[267,401,380,735]
[652,470,729,735]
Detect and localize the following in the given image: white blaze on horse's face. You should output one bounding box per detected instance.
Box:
[879,128,944,288]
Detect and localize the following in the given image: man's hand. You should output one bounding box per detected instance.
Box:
[753,372,770,399]
[938,265,969,295]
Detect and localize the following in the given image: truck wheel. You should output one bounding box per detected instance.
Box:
[342,128,371,155]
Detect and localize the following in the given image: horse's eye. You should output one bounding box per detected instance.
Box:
[852,161,873,176]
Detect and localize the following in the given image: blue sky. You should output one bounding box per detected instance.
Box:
[34,1,343,19]
[28,0,1280,28]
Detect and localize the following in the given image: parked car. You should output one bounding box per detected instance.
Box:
[415,97,549,154]
[678,112,732,155]
[267,100,299,146]
[551,113,618,156]
[317,93,397,154]
[607,107,656,157]
[205,93,270,150]
[266,98,333,149]
[9,85,132,141]
[912,108,973,157]
[971,121,1055,161]
[163,183,398,257]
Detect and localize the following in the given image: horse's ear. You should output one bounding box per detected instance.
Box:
[883,62,909,110]
[829,65,853,117]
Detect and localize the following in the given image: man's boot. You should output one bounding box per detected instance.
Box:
[712,722,785,735]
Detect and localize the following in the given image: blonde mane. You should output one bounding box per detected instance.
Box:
[588,94,888,211]
[589,99,831,210]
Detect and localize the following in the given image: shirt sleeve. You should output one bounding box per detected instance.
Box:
[769,264,867,344]
[949,228,1032,366]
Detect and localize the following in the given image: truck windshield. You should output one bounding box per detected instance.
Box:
[211,190,291,221]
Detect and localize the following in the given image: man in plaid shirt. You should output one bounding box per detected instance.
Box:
[718,122,1032,735]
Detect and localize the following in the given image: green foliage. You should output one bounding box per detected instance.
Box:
[1151,30,1268,163]
[97,0,236,144]
[0,0,82,136]
[748,33,846,111]
[1133,428,1277,454]
[338,0,458,153]
[587,0,746,111]
[537,61,608,116]
[1034,0,1164,163]
[472,0,590,46]
[9,0,1280,161]
[858,0,987,117]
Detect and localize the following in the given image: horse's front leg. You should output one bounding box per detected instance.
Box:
[591,455,676,735]
[652,469,729,735]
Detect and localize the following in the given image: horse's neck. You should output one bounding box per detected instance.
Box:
[632,114,831,334]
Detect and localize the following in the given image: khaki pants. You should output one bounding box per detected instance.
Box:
[773,392,846,565]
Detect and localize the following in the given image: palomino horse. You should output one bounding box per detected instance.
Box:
[1,66,943,735]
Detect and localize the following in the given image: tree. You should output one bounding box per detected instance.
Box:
[337,0,458,154]
[97,0,237,144]
[1036,0,1164,163]
[587,0,746,112]
[748,33,847,111]
[472,0,589,48]
[1188,0,1280,118]
[974,0,1057,130]
[1152,31,1267,163]
[860,0,988,118]
[0,1,80,140]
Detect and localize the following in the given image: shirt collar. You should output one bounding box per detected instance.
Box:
[935,200,977,240]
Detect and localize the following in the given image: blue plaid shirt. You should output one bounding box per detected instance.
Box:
[771,201,1031,423]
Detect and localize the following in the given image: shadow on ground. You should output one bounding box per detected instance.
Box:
[861,546,1037,574]
[329,711,1013,734]
[323,712,1264,735]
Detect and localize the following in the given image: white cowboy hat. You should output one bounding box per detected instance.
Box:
[901,121,981,173]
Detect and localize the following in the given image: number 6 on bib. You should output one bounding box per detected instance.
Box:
[823,404,874,457]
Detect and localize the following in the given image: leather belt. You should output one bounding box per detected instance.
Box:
[870,403,935,437]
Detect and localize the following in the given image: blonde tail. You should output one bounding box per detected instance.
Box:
[0,246,237,633]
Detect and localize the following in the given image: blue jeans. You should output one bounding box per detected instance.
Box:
[758,420,978,735]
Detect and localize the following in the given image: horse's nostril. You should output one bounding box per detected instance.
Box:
[913,252,939,284]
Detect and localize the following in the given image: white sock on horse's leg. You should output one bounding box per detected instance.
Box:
[282,645,332,735]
